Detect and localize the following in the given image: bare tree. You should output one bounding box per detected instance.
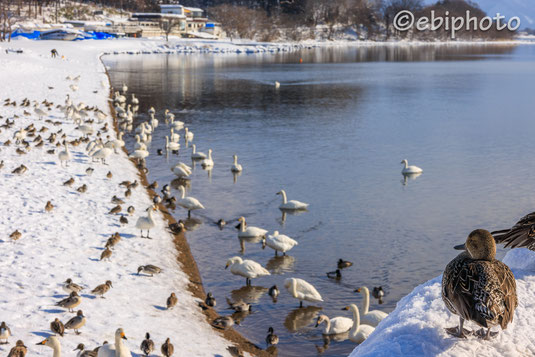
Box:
[0,0,22,42]
[160,17,182,41]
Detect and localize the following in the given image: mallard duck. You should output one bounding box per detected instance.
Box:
[65,310,86,335]
[442,229,517,339]
[91,281,113,298]
[111,196,124,204]
[74,343,97,357]
[140,333,154,356]
[109,205,121,215]
[205,292,216,307]
[337,259,353,269]
[0,321,11,344]
[119,216,128,225]
[8,340,27,357]
[137,265,162,276]
[492,212,535,250]
[50,318,64,336]
[77,184,87,193]
[161,338,174,357]
[56,291,81,312]
[167,293,177,309]
[266,327,279,346]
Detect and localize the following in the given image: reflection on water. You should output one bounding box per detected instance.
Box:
[401,172,423,186]
[105,44,535,356]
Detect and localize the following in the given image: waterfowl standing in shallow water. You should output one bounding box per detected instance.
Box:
[354,286,387,327]
[492,211,535,250]
[64,310,86,335]
[342,304,375,344]
[442,229,517,339]
[315,314,353,335]
[225,257,270,285]
[338,259,353,269]
[284,278,323,308]
[277,189,309,210]
[177,186,204,218]
[140,333,154,356]
[191,144,206,160]
[263,231,298,256]
[237,217,267,239]
[201,149,214,168]
[400,159,423,174]
[226,298,250,312]
[50,318,64,336]
[0,321,11,344]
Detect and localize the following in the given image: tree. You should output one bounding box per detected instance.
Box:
[0,0,23,42]
[160,17,182,41]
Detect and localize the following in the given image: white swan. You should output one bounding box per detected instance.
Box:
[284,277,323,307]
[129,149,149,161]
[58,142,72,167]
[201,149,214,168]
[134,135,147,151]
[275,81,280,89]
[131,94,139,105]
[150,114,158,129]
[355,286,388,327]
[97,328,131,357]
[177,186,204,217]
[277,189,309,210]
[184,127,194,141]
[35,106,48,120]
[170,129,180,143]
[191,144,206,160]
[37,336,61,357]
[263,231,298,256]
[225,256,270,285]
[400,159,423,174]
[165,136,180,152]
[315,314,353,335]
[148,107,155,115]
[136,207,156,238]
[237,217,267,239]
[77,124,94,137]
[109,132,125,153]
[122,83,128,93]
[231,155,242,173]
[92,147,113,164]
[343,304,375,343]
[171,162,191,178]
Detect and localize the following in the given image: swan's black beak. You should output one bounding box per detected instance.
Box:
[454,243,466,250]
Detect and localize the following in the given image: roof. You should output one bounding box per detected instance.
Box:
[132,13,186,19]
[184,7,204,12]
[159,4,183,8]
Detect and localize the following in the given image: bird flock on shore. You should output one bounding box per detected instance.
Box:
[1,72,534,356]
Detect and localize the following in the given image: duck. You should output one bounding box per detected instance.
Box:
[326,269,342,280]
[354,286,388,327]
[0,321,11,344]
[8,340,27,357]
[167,293,177,309]
[56,291,81,312]
[338,259,353,269]
[50,318,64,336]
[137,264,162,276]
[119,216,128,225]
[315,314,353,335]
[58,141,71,167]
[74,343,97,357]
[100,247,112,261]
[86,167,94,176]
[9,230,22,242]
[225,256,270,285]
[64,310,86,335]
[212,316,234,330]
[62,278,84,294]
[161,338,174,357]
[140,333,154,356]
[372,287,385,300]
[268,285,279,300]
[177,186,204,218]
[284,278,323,308]
[342,304,375,343]
[127,206,135,215]
[492,211,535,250]
[165,136,180,152]
[400,159,423,174]
[36,336,61,357]
[109,205,121,215]
[205,292,216,307]
[277,189,309,210]
[91,280,113,298]
[201,149,214,168]
[231,155,242,172]
[266,327,279,346]
[96,328,130,357]
[136,207,156,238]
[226,298,251,312]
[263,231,298,256]
[237,217,267,239]
[442,229,517,339]
[217,219,226,229]
[191,144,206,160]
[45,201,54,212]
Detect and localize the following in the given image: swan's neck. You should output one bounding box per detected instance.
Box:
[403,161,408,169]
[179,188,186,199]
[240,221,246,232]
[350,305,360,334]
[323,319,331,334]
[208,151,212,160]
[52,342,61,357]
[115,335,124,354]
[233,156,238,165]
[362,288,370,314]
[291,279,298,298]
[192,145,196,154]
[281,191,287,204]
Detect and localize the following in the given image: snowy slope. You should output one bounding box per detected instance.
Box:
[349,248,535,357]
[0,40,236,356]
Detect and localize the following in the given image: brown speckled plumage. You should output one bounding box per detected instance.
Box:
[492,212,535,250]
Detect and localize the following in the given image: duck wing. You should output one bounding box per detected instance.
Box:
[492,212,535,249]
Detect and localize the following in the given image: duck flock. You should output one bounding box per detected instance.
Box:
[2,65,535,357]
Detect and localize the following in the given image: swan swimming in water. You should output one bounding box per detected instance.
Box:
[277,190,309,210]
[201,149,214,168]
[191,144,206,160]
[354,286,388,327]
[342,304,375,343]
[231,155,242,172]
[284,277,323,308]
[400,159,423,174]
[315,314,353,335]
[237,217,267,239]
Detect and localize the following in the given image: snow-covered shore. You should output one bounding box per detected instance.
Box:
[0,39,242,356]
[349,248,535,357]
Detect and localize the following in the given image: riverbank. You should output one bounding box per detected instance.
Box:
[0,39,257,356]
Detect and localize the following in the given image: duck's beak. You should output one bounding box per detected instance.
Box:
[454,243,466,250]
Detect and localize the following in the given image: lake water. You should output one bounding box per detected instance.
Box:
[104,43,535,356]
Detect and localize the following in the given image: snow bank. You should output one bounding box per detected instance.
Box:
[350,248,535,357]
[0,40,237,356]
